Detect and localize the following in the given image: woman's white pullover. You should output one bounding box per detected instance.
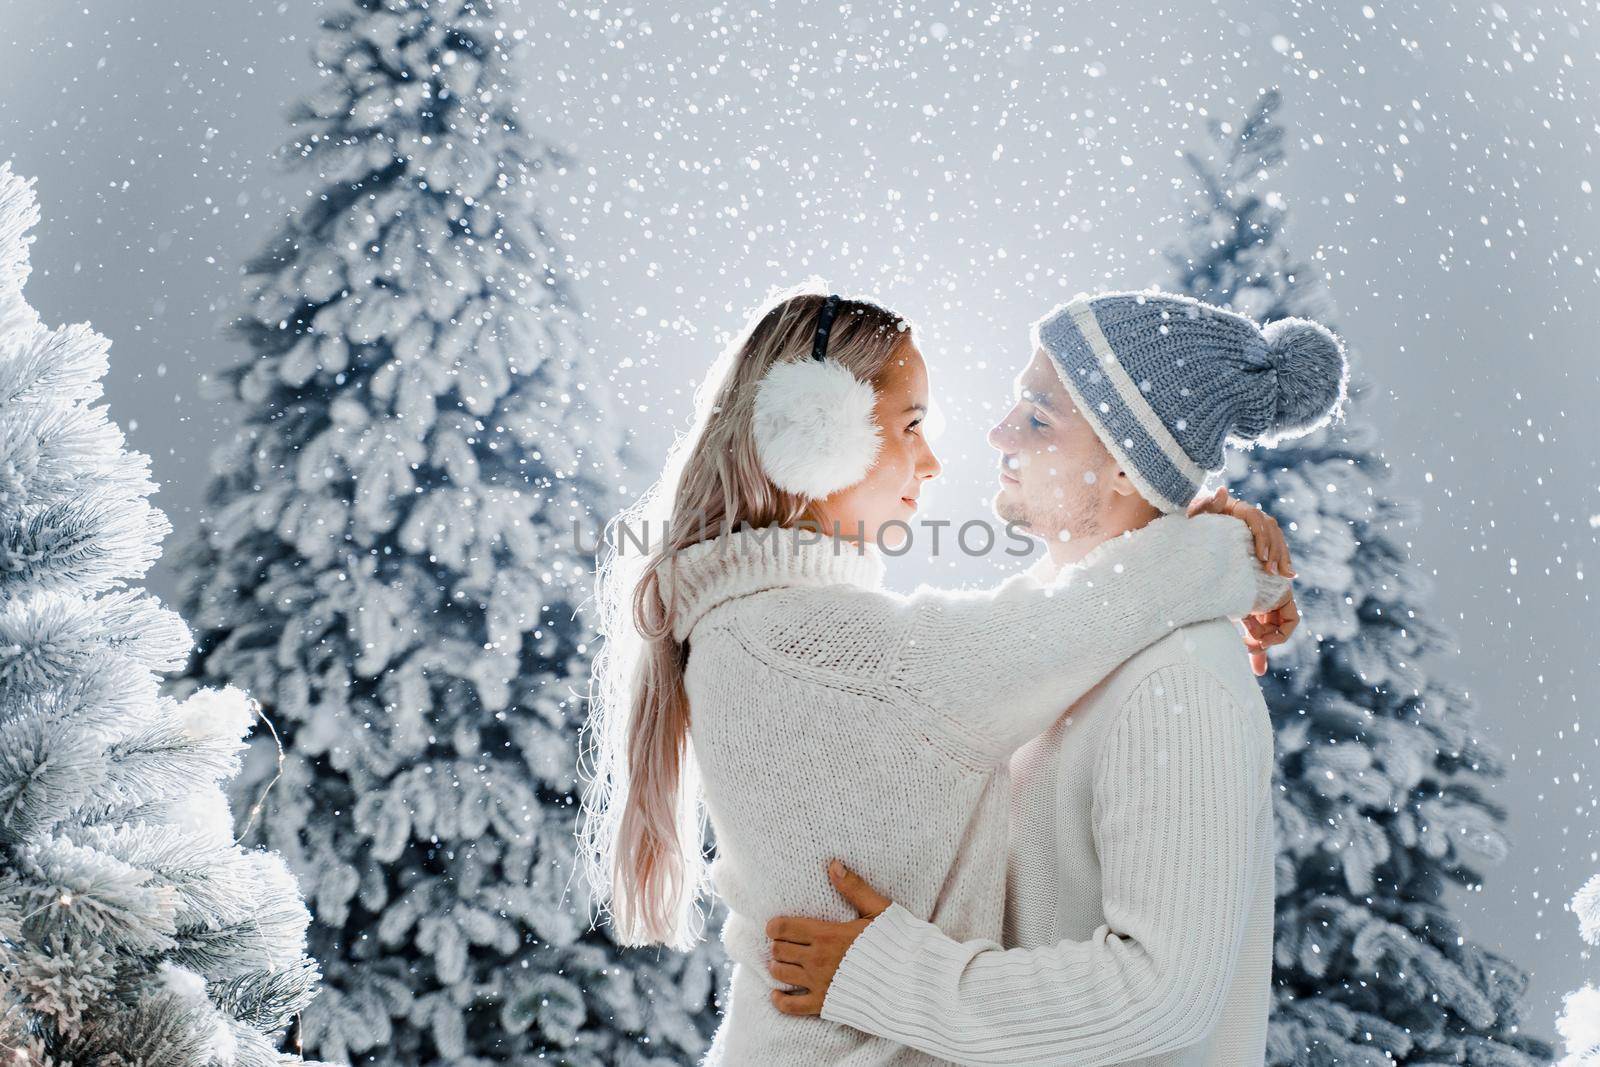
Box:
[669,513,1287,1066]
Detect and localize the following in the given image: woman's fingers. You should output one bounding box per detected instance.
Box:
[1243,588,1300,670]
[1247,613,1292,647]
[1275,524,1296,577]
[1188,485,1229,517]
[1223,500,1273,564]
[1198,488,1301,578]
[1242,574,1301,675]
[1257,515,1285,573]
[1267,525,1287,576]
[1254,511,1295,577]
[1238,503,1296,577]
[1241,615,1269,674]
[1276,593,1300,639]
[1250,516,1274,567]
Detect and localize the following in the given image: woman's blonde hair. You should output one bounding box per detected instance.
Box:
[578,281,910,948]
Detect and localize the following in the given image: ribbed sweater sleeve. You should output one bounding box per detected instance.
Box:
[887,513,1287,763]
[819,664,1271,1065]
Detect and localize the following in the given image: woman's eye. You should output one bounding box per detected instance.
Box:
[906,418,923,435]
[1029,415,1048,431]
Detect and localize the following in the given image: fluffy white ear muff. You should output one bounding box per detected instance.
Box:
[752,357,882,500]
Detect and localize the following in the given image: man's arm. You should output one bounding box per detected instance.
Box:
[882,514,1288,763]
[799,665,1271,1066]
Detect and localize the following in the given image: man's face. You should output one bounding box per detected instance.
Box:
[987,347,1120,545]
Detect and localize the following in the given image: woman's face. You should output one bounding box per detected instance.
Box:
[815,340,942,549]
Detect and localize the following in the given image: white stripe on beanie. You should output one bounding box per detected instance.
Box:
[1067,297,1212,489]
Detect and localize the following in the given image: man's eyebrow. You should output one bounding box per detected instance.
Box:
[1021,384,1058,412]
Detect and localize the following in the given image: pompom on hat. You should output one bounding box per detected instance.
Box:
[752,294,884,500]
[1033,289,1349,513]
[1257,316,1349,442]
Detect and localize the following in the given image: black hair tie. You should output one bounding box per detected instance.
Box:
[812,294,842,362]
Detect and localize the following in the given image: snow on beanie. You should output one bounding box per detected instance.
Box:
[1032,290,1350,513]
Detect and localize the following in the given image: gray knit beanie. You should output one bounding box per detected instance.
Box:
[1032,289,1350,513]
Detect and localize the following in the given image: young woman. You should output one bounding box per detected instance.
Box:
[579,287,1294,1065]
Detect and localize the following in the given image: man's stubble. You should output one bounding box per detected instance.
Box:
[996,475,1105,548]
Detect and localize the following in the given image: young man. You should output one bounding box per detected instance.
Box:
[765,291,1348,1065]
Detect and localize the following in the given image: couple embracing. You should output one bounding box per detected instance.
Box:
[581,282,1348,1066]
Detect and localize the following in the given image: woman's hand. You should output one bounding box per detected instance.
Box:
[1187,485,1300,675]
[1241,589,1298,676]
[1187,484,1294,578]
[765,860,891,1017]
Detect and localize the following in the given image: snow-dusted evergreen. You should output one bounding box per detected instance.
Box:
[176,1,722,1062]
[1556,873,1600,1066]
[0,164,321,1065]
[1164,93,1551,1065]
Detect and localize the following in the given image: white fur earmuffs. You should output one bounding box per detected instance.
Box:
[751,295,882,500]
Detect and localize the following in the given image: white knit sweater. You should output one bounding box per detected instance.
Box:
[673,514,1288,1066]
[818,611,1276,1065]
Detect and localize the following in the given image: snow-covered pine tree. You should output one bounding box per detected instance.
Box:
[0,163,322,1065]
[176,2,723,1063]
[1556,873,1600,1066]
[1163,91,1552,1065]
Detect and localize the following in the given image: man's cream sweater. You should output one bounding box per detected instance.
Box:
[671,514,1287,1066]
[818,567,1277,1065]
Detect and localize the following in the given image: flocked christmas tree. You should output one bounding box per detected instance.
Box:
[175,1,723,1062]
[0,163,322,1065]
[1163,91,1551,1065]
[1556,873,1600,1066]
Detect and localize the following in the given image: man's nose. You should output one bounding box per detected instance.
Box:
[988,410,1019,450]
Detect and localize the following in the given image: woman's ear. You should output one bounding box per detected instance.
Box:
[752,358,882,500]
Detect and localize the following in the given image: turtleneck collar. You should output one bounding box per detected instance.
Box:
[663,525,886,642]
[1023,514,1192,586]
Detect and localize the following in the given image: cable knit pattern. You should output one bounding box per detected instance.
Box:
[673,514,1287,1065]
[819,617,1278,1066]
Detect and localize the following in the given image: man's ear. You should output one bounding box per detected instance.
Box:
[1109,468,1140,498]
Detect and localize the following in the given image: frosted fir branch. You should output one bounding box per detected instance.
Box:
[208,957,322,1034]
[0,718,103,841]
[1556,986,1600,1067]
[0,590,190,696]
[10,833,179,953]
[0,657,159,745]
[89,716,249,824]
[6,933,117,1033]
[177,850,312,972]
[0,163,41,301]
[53,987,221,1066]
[1574,873,1600,947]
[0,321,111,408]
[0,406,159,529]
[67,824,254,930]
[1268,993,1414,1063]
[0,491,169,598]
